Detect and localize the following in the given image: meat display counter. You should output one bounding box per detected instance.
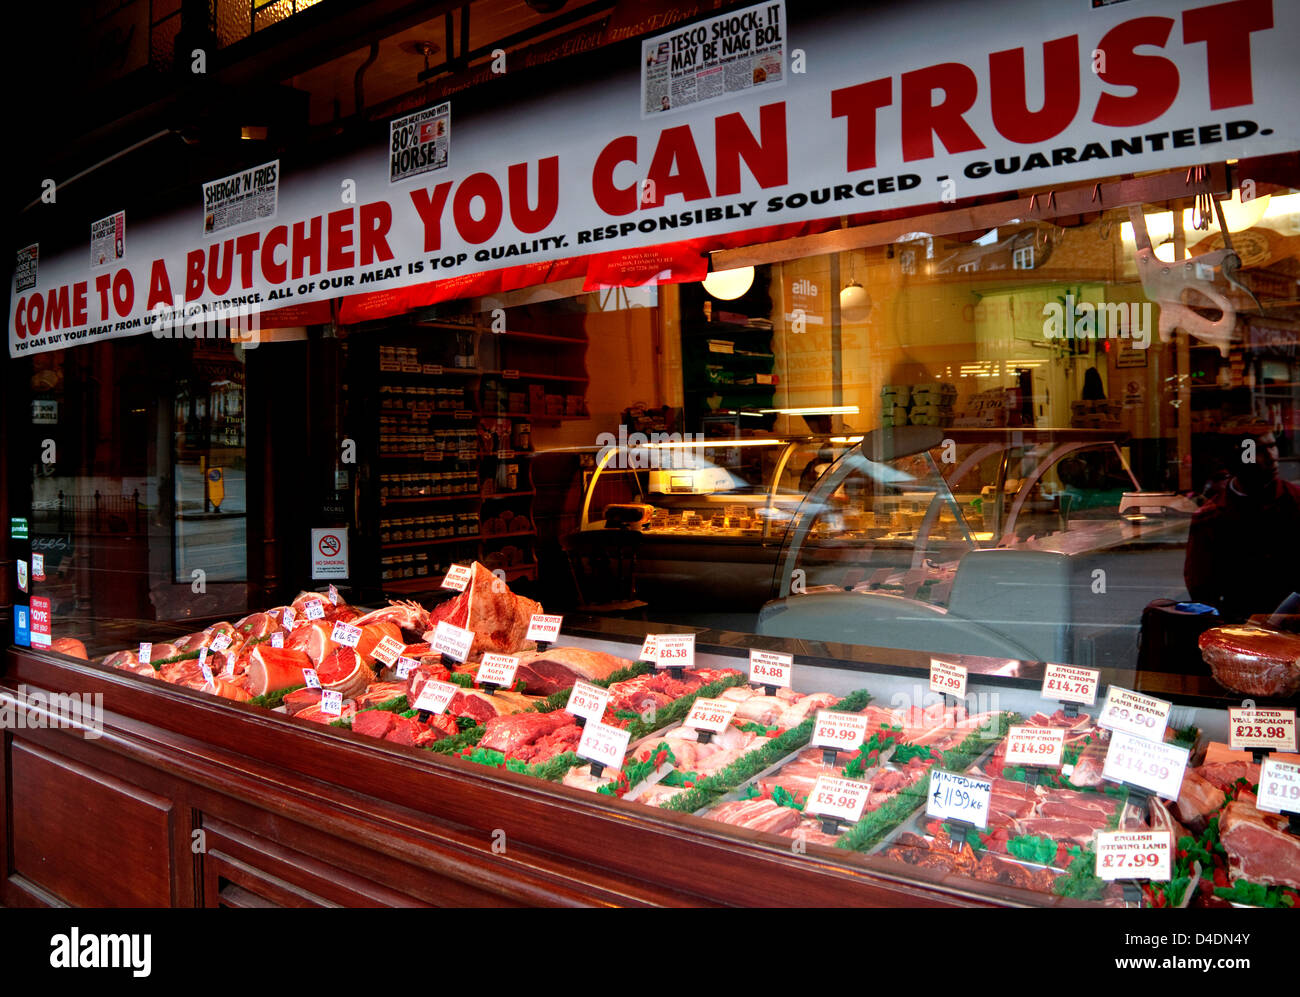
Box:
[3,570,1295,909]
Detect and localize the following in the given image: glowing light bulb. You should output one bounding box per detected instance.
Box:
[702,266,754,300]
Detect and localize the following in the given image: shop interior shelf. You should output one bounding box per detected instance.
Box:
[381,535,482,550]
[482,529,536,541]
[481,490,536,500]
[380,494,482,504]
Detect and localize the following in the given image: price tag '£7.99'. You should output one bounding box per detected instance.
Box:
[1041,662,1099,706]
[1256,758,1300,815]
[432,621,475,663]
[810,710,869,753]
[925,769,991,829]
[805,775,869,824]
[749,649,793,688]
[1228,708,1298,753]
[1098,686,1171,741]
[684,698,737,735]
[566,680,610,722]
[1003,725,1066,768]
[577,720,630,772]
[1101,729,1189,800]
[654,634,694,670]
[1095,831,1172,882]
[929,658,967,699]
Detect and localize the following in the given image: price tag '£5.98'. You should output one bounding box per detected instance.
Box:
[684,698,737,735]
[925,769,991,829]
[432,620,475,663]
[1095,830,1172,882]
[805,775,869,824]
[1098,686,1171,741]
[749,649,793,688]
[566,680,610,722]
[413,680,459,716]
[1041,662,1099,706]
[526,614,563,643]
[929,658,967,699]
[1102,729,1189,800]
[442,563,473,591]
[654,634,695,670]
[1256,758,1300,815]
[1003,725,1066,768]
[478,653,520,689]
[577,720,630,772]
[810,711,870,753]
[1228,708,1298,753]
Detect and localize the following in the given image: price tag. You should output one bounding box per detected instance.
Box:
[684,697,737,735]
[32,553,44,581]
[395,656,418,679]
[271,631,285,648]
[282,606,297,629]
[1041,663,1099,706]
[805,775,869,824]
[372,635,405,667]
[929,658,967,699]
[1256,758,1300,815]
[199,661,214,688]
[1228,708,1298,753]
[432,620,475,663]
[413,679,459,715]
[503,369,520,380]
[302,668,321,690]
[565,680,610,722]
[210,632,232,653]
[478,653,520,689]
[1102,729,1189,799]
[526,613,563,643]
[320,690,344,717]
[331,621,362,648]
[197,647,208,670]
[138,642,152,665]
[328,584,340,605]
[639,634,657,663]
[654,634,694,670]
[1098,686,1171,741]
[1003,725,1066,768]
[1095,831,1172,882]
[749,649,793,688]
[577,720,630,771]
[304,599,326,621]
[221,650,235,678]
[810,710,870,752]
[442,563,473,591]
[925,769,992,829]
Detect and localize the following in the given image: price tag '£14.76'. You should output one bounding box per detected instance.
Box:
[432,621,475,663]
[577,720,630,772]
[1003,725,1066,768]
[929,658,967,699]
[810,710,869,753]
[442,563,473,591]
[331,621,362,648]
[1095,830,1172,882]
[748,649,792,688]
[1256,758,1300,815]
[1102,729,1189,800]
[478,653,520,689]
[654,634,694,670]
[1041,663,1099,706]
[805,775,869,824]
[926,769,991,829]
[566,680,610,722]
[1098,686,1171,741]
[413,680,459,716]
[526,614,563,643]
[1228,708,1298,753]
[684,697,737,735]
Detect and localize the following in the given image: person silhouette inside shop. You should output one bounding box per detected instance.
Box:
[1184,424,1300,622]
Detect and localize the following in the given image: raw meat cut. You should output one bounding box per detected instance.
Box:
[424,562,541,658]
[510,647,630,695]
[708,799,803,834]
[1219,799,1300,889]
[1200,625,1300,697]
[245,646,313,697]
[479,711,574,756]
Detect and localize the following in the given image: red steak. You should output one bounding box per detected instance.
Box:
[1219,799,1300,888]
[479,711,574,756]
[1200,625,1300,698]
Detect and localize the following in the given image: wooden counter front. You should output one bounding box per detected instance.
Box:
[1,647,1052,908]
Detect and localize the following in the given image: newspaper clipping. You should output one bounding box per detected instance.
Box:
[90,212,125,269]
[15,244,38,292]
[203,160,280,235]
[389,102,451,184]
[641,1,785,118]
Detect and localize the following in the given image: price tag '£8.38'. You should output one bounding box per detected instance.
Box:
[654,634,694,670]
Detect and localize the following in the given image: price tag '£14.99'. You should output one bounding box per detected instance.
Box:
[654,634,694,670]
[810,710,869,753]
[577,720,630,772]
[1095,830,1172,881]
[1041,662,1099,706]
[684,697,736,735]
[1102,729,1189,799]
[566,680,610,722]
[526,614,563,643]
[1256,758,1300,815]
[478,653,520,689]
[1228,708,1298,753]
[432,621,475,663]
[805,775,869,824]
[1098,686,1171,741]
[929,658,967,699]
[748,649,792,688]
[1003,725,1066,768]
[926,769,991,829]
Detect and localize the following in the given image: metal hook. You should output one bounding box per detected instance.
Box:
[1091,182,1102,204]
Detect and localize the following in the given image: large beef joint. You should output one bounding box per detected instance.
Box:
[1199,625,1300,698]
[1219,799,1300,889]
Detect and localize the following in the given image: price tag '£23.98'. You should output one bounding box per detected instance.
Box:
[577,720,630,771]
[1041,663,1099,706]
[1102,729,1189,800]
[925,769,991,829]
[1003,725,1066,768]
[929,658,967,699]
[655,634,694,670]
[805,775,869,824]
[1098,686,1171,741]
[810,710,869,753]
[1095,830,1172,882]
[748,649,792,688]
[432,621,475,663]
[1256,758,1300,815]
[1228,708,1298,753]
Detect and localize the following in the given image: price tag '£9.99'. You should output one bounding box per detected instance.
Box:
[929,658,967,699]
[442,563,473,591]
[805,775,869,824]
[432,621,475,663]
[684,697,737,735]
[810,710,869,753]
[748,649,792,688]
[1003,725,1066,768]
[577,720,630,772]
[925,769,991,829]
[1101,729,1189,800]
[1256,758,1300,815]
[566,680,610,722]
[1095,830,1172,882]
[1041,662,1100,706]
[1228,708,1298,753]
[1097,686,1171,741]
[654,634,694,670]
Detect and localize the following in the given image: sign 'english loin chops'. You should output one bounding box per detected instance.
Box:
[11,0,1295,357]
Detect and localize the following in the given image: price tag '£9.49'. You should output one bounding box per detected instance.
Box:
[1256,757,1300,815]
[320,690,344,717]
[442,563,473,591]
[925,769,991,828]
[1095,830,1172,881]
[1102,729,1189,799]
[654,634,694,670]
[566,680,610,722]
[929,658,967,699]
[684,697,737,735]
[1228,708,1298,753]
[1003,725,1066,768]
[331,621,362,648]
[810,710,870,753]
[805,775,869,824]
[371,635,405,668]
[478,653,520,689]
[749,649,792,688]
[526,614,563,643]
[1041,662,1100,706]
[1098,686,1171,741]
[432,621,475,663]
[577,720,630,772]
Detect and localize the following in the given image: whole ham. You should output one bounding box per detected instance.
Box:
[1199,625,1300,698]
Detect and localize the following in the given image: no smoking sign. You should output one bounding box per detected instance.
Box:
[310,528,349,580]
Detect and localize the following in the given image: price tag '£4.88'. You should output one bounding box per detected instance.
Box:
[1041,662,1099,706]
[432,620,475,663]
[926,769,991,829]
[810,710,869,753]
[655,634,694,670]
[1095,830,1172,882]
[1228,708,1298,753]
[929,658,967,699]
[577,720,630,772]
[684,697,736,735]
[1102,729,1189,800]
[749,649,792,688]
[1003,725,1066,768]
[805,775,869,824]
[1098,686,1171,741]
[1256,758,1300,815]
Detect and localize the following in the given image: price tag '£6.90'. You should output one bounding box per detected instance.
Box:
[1095,830,1172,882]
[478,653,520,689]
[1256,758,1300,815]
[1041,663,1100,706]
[1098,686,1171,741]
[1003,725,1066,768]
[810,710,869,753]
[526,614,563,643]
[1228,708,1298,753]
[929,658,967,699]
[805,775,869,824]
[926,769,992,829]
[1101,729,1189,800]
[577,720,630,772]
[684,697,737,735]
[432,620,475,663]
[654,634,694,670]
[749,649,792,688]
